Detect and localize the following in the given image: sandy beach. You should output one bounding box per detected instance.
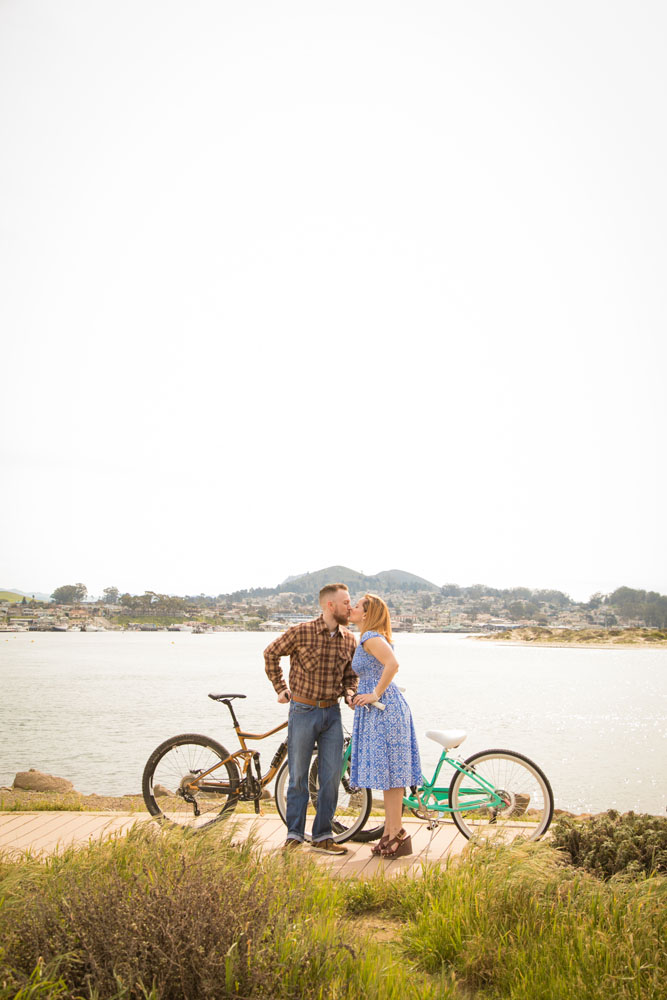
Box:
[476,626,667,649]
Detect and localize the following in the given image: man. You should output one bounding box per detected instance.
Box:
[264,583,358,854]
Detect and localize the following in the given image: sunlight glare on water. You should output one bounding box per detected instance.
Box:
[1,631,665,815]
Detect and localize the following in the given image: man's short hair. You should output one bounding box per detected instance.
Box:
[319,583,349,603]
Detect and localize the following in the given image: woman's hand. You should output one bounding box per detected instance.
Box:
[353,692,379,708]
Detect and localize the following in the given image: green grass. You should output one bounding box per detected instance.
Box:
[340,841,667,999]
[0,793,148,813]
[0,795,91,812]
[0,792,282,815]
[1,829,664,999]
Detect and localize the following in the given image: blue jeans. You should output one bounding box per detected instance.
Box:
[285,701,344,843]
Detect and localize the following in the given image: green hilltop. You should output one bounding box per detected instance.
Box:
[0,590,36,603]
[278,566,440,594]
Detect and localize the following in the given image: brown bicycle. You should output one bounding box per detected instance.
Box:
[142,693,373,839]
[142,693,288,829]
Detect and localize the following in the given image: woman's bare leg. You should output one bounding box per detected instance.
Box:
[383,787,405,840]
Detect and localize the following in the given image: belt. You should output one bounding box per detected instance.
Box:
[292,696,339,709]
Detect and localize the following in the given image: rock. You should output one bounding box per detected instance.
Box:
[509,792,530,817]
[154,784,172,797]
[13,769,75,794]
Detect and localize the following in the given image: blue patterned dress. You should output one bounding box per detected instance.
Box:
[349,630,422,790]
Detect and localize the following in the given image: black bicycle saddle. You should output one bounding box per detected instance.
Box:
[208,693,247,701]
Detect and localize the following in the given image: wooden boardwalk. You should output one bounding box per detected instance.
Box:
[0,810,152,859]
[0,811,469,876]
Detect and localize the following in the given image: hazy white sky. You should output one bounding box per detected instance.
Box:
[2,1,666,603]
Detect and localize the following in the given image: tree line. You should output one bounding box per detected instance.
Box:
[604,587,667,628]
[47,582,667,627]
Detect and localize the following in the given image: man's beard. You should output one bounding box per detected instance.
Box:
[333,610,350,625]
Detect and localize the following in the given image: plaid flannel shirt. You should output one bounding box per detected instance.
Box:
[264,615,358,702]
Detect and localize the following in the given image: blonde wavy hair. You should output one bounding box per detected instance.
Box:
[361,593,393,644]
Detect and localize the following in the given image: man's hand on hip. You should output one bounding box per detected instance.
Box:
[277,689,291,704]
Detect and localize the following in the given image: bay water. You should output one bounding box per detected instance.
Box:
[1,631,665,815]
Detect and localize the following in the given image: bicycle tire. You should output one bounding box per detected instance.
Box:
[142,733,240,830]
[351,816,386,842]
[449,748,554,842]
[274,754,372,843]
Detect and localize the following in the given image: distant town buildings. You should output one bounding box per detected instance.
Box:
[0,586,649,633]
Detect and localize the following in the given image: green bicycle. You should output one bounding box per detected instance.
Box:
[403,728,553,841]
[276,725,554,844]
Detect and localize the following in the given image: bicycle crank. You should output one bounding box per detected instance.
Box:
[414,789,440,829]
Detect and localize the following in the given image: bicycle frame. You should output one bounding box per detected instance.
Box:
[191,698,288,805]
[339,741,507,817]
[221,720,288,789]
[405,751,507,815]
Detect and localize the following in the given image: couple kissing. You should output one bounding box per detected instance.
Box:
[264,582,421,859]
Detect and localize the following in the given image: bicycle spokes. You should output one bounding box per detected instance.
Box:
[143,736,240,830]
[450,750,552,842]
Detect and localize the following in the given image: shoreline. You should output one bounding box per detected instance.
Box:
[476,626,667,649]
[0,788,661,821]
[478,639,667,649]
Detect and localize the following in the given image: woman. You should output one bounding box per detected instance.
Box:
[349,593,422,858]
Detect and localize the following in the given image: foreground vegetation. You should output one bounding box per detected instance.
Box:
[1,819,666,999]
[550,809,667,880]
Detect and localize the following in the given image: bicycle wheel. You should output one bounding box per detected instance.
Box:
[351,798,387,842]
[274,753,372,843]
[142,733,240,830]
[449,749,554,843]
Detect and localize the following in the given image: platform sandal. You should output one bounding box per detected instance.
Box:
[370,833,390,856]
[380,828,412,859]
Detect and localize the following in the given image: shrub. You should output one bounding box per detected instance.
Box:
[550,810,667,879]
[0,824,437,1000]
[1,827,284,999]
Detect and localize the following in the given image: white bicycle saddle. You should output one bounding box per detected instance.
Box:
[425,729,467,749]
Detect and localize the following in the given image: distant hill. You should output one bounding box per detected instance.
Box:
[374,569,440,592]
[0,589,51,603]
[278,566,439,595]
